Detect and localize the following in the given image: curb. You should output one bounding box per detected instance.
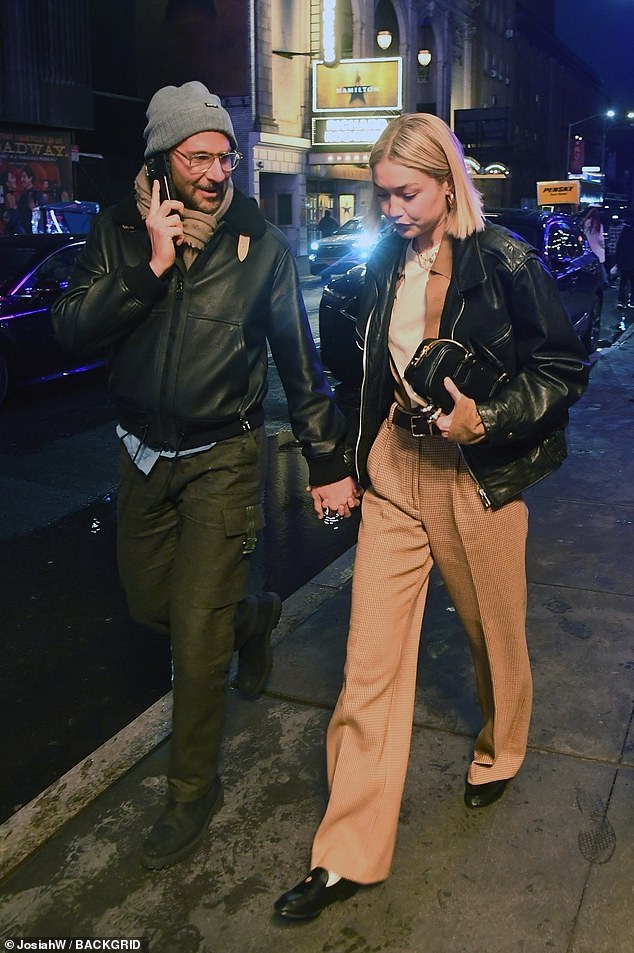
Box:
[0,546,356,881]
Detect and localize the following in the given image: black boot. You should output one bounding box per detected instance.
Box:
[233,592,282,697]
[141,777,223,869]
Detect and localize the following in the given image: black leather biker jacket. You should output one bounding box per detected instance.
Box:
[354,223,590,509]
[52,188,350,487]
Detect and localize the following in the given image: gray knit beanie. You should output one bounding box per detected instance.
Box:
[143,81,237,158]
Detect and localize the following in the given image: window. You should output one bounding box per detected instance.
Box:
[24,247,81,293]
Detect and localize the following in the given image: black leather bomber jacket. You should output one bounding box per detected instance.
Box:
[354,223,590,509]
[52,188,351,487]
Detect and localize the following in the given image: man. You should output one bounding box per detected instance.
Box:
[53,81,360,869]
[317,209,338,237]
[605,217,624,278]
[615,221,634,308]
[16,165,41,234]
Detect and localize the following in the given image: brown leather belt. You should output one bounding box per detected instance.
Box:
[392,406,440,437]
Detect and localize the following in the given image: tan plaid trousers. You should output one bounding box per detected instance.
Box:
[311,407,532,883]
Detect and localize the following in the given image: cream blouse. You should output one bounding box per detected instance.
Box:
[388,240,441,408]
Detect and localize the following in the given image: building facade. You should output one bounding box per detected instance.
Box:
[0,0,626,248]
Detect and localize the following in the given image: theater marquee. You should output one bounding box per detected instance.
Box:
[313,58,403,113]
[312,116,390,147]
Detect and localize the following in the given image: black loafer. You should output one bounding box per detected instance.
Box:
[141,777,223,869]
[274,867,358,920]
[464,777,509,809]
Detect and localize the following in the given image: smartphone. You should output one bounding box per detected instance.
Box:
[145,153,173,204]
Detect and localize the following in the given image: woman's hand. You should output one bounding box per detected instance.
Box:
[435,377,486,444]
[146,179,185,278]
[307,476,363,519]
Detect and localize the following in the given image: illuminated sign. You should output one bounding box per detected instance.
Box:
[312,116,389,146]
[307,151,371,165]
[537,180,580,204]
[323,0,336,65]
[313,58,402,112]
[463,157,510,177]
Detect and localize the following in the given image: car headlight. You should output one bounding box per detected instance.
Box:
[310,241,320,251]
[352,233,377,253]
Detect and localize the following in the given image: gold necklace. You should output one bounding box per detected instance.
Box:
[413,240,440,271]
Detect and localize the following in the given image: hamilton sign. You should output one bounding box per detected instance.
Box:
[313,58,402,113]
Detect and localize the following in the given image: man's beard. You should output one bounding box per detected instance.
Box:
[190,179,227,213]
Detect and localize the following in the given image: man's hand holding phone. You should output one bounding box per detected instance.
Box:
[146,179,184,278]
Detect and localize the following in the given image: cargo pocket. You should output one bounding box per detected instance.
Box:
[223,502,265,556]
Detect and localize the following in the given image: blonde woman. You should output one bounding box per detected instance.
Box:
[275,114,589,920]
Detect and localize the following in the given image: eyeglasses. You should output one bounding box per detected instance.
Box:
[172,149,242,175]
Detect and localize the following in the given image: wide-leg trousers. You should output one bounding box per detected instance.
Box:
[311,408,531,884]
[117,427,266,803]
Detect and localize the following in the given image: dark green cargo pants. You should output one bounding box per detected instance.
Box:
[117,426,267,802]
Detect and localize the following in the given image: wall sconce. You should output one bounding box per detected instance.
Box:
[417,49,432,67]
[376,30,392,51]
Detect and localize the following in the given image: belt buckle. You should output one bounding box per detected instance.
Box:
[410,414,432,437]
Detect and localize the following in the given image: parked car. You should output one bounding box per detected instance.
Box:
[0,234,102,407]
[485,208,603,352]
[309,215,388,278]
[319,208,603,390]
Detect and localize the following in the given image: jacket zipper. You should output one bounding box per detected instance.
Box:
[459,446,493,508]
[158,267,185,440]
[449,296,465,338]
[354,308,372,479]
[448,294,494,506]
[355,260,403,479]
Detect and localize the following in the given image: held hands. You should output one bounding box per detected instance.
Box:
[308,476,363,520]
[434,377,486,444]
[146,179,185,278]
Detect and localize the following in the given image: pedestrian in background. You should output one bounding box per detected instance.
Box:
[53,81,360,871]
[275,112,589,921]
[582,206,607,287]
[606,216,624,279]
[615,221,634,309]
[317,209,339,237]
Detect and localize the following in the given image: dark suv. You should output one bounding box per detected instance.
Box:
[486,208,602,352]
[319,208,603,388]
[309,216,392,278]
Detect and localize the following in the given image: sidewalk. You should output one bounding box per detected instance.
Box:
[1,327,633,953]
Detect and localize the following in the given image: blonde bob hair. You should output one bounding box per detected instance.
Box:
[369,113,485,239]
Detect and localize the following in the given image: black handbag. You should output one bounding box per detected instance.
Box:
[404,338,510,415]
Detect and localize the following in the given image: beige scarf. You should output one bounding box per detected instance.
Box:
[134,166,234,268]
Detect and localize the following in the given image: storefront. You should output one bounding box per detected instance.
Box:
[307,56,403,243]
